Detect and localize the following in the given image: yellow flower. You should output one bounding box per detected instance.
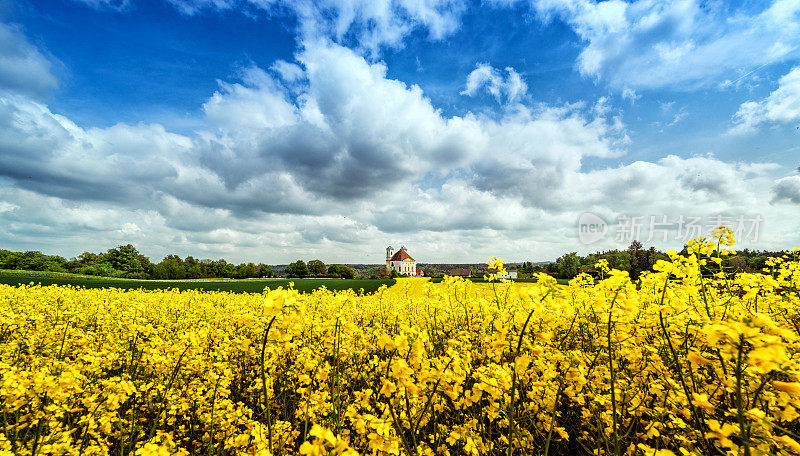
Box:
[487,257,504,271]
[777,435,800,454]
[748,344,787,374]
[773,381,800,395]
[705,420,738,448]
[691,392,715,411]
[687,351,712,367]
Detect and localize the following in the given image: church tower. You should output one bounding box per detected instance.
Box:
[384,245,417,276]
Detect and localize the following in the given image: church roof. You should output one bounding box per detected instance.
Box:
[389,249,414,261]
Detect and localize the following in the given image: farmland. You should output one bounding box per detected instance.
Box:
[0,269,395,294]
[1,233,800,455]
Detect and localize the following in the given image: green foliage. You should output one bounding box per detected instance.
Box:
[307,259,327,276]
[235,262,259,279]
[748,255,769,271]
[77,262,118,277]
[0,250,68,272]
[285,260,309,277]
[0,271,395,294]
[555,252,580,279]
[105,244,144,274]
[518,261,536,274]
[593,250,632,273]
[153,255,186,280]
[327,264,354,279]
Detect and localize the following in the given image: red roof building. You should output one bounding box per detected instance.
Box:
[450,268,471,277]
[385,246,418,276]
[389,248,414,262]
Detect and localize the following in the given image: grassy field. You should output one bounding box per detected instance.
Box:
[0,269,395,294]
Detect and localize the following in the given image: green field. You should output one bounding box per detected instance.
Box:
[0,270,395,294]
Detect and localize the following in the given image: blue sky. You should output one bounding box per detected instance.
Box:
[0,0,799,263]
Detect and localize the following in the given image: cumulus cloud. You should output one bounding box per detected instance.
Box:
[270,60,304,83]
[773,176,800,204]
[461,64,527,103]
[501,0,800,91]
[290,0,467,55]
[0,23,57,99]
[1,23,799,262]
[0,95,190,203]
[731,66,800,133]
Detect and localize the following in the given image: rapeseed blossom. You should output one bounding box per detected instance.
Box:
[1,232,800,455]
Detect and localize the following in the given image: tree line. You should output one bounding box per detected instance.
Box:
[0,245,362,280]
[284,260,355,279]
[0,245,275,279]
[520,240,790,280]
[1,241,791,282]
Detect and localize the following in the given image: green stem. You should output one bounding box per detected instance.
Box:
[260,316,277,454]
[147,345,191,442]
[506,289,549,456]
[607,288,621,456]
[543,378,565,456]
[735,335,751,456]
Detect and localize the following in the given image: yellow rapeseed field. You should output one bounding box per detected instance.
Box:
[2,228,800,456]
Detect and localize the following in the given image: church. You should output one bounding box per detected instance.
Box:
[385,246,422,276]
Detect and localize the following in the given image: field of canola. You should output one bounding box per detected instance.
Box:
[2,232,800,456]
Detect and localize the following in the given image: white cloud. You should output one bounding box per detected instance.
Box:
[773,175,800,204]
[154,0,466,56]
[0,23,57,99]
[513,0,800,91]
[621,88,639,103]
[731,66,800,133]
[461,64,528,103]
[291,0,467,55]
[1,27,799,263]
[668,108,688,126]
[270,60,305,82]
[165,0,234,14]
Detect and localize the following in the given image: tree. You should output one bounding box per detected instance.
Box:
[258,264,274,277]
[0,250,67,272]
[235,262,259,279]
[184,256,201,279]
[749,255,769,272]
[627,241,647,279]
[307,259,327,276]
[285,260,309,277]
[519,261,535,274]
[77,252,101,266]
[328,264,355,279]
[728,255,748,273]
[105,244,145,274]
[555,252,580,279]
[153,255,186,279]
